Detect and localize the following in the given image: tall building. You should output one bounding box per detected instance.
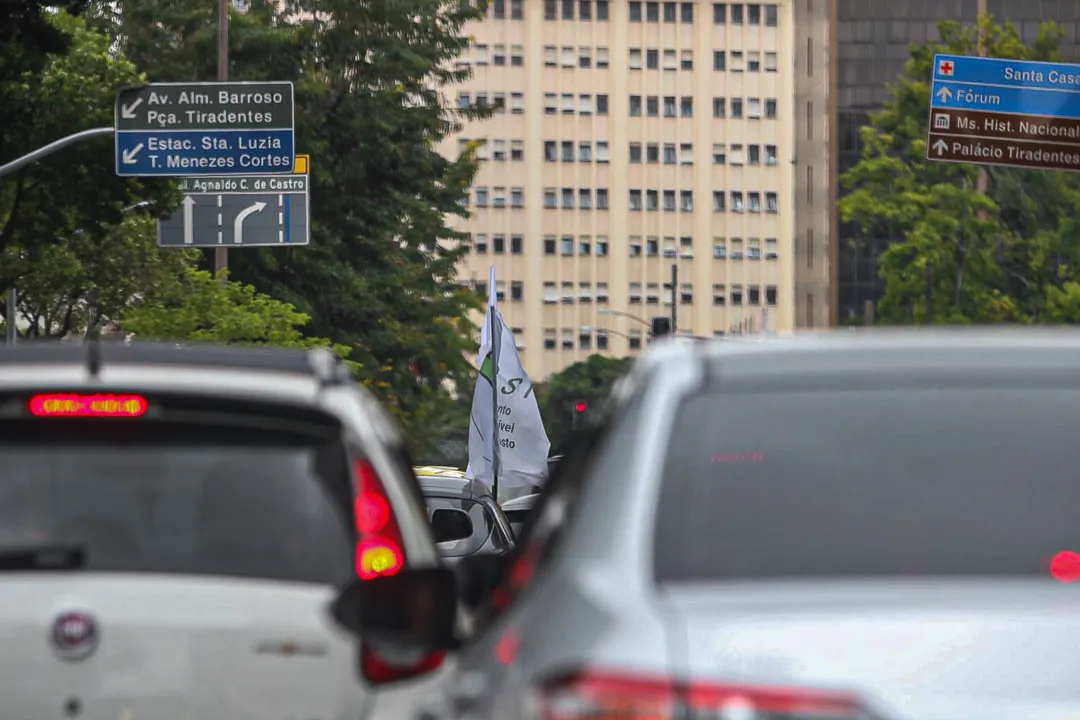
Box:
[445,0,834,377]
[836,0,1080,322]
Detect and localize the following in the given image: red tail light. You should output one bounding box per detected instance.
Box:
[351,459,444,685]
[351,459,405,580]
[492,542,541,612]
[361,646,446,684]
[539,671,863,720]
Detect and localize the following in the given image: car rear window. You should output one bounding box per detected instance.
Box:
[0,420,353,585]
[654,388,1080,582]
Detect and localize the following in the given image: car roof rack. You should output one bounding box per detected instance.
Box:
[0,340,355,387]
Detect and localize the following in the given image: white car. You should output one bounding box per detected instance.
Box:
[0,341,444,720]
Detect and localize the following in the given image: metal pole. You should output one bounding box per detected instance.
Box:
[0,127,113,179]
[489,302,500,503]
[214,0,230,279]
[975,0,988,197]
[864,299,875,326]
[5,288,16,345]
[670,263,678,334]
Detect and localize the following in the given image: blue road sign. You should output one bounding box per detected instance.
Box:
[927,54,1080,172]
[114,82,295,178]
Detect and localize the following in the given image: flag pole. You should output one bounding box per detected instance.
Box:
[488,264,500,503]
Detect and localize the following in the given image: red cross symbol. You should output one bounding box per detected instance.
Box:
[939,60,954,76]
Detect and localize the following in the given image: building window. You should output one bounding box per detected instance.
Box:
[511,234,523,254]
[680,1,693,22]
[475,187,488,207]
[663,143,676,164]
[511,44,524,65]
[629,95,642,116]
[765,52,777,72]
[766,285,778,305]
[543,45,557,66]
[543,329,557,350]
[544,93,557,114]
[646,1,659,22]
[766,98,777,118]
[765,4,777,26]
[579,142,592,161]
[544,235,557,254]
[597,47,610,67]
[663,96,676,117]
[680,143,693,164]
[730,2,743,23]
[630,48,643,69]
[713,50,725,70]
[579,0,591,20]
[544,188,557,208]
[663,1,676,22]
[647,48,659,69]
[680,190,693,211]
[561,187,575,208]
[747,51,760,72]
[765,145,777,165]
[680,96,693,117]
[766,192,779,213]
[544,0,556,19]
[597,0,609,19]
[596,188,609,208]
[493,44,506,65]
[596,94,609,114]
[713,97,725,117]
[629,189,642,210]
[629,0,641,21]
[629,142,642,163]
[511,188,524,208]
[510,93,524,114]
[511,139,524,161]
[713,2,725,23]
[747,3,760,24]
[561,236,574,255]
[596,142,610,162]
[562,46,576,67]
[712,143,726,164]
[493,234,506,253]
[712,191,725,212]
[579,46,591,68]
[511,0,523,19]
[647,96,659,116]
[562,0,574,19]
[681,50,693,70]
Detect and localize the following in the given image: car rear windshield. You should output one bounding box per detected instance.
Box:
[654,388,1080,582]
[0,421,353,586]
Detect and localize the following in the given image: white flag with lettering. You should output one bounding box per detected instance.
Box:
[466,268,550,496]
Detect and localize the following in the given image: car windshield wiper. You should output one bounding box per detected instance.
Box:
[0,544,86,571]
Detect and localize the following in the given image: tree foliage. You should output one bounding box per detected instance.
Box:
[839,14,1080,324]
[0,9,179,320]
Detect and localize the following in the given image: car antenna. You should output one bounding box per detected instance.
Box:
[86,335,102,378]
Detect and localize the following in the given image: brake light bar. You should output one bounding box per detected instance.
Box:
[539,671,864,720]
[29,393,149,418]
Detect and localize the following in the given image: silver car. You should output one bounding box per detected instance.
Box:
[334,329,1080,720]
[0,340,445,719]
[416,471,515,562]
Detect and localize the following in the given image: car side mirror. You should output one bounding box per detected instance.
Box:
[330,568,460,652]
[455,552,508,610]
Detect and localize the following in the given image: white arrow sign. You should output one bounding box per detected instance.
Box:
[932,139,948,156]
[936,86,953,103]
[121,98,144,119]
[121,144,144,164]
[233,201,266,245]
[182,196,195,244]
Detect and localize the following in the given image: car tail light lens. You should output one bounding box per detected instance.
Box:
[538,671,864,720]
[360,645,446,685]
[351,459,405,580]
[29,393,148,418]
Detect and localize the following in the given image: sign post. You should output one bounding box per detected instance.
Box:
[927,54,1080,172]
[113,81,295,178]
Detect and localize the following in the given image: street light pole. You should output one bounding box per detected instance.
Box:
[215,0,230,280]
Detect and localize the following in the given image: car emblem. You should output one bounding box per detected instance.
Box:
[51,611,98,661]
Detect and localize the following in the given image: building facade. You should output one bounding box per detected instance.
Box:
[836,0,1080,322]
[446,0,834,377]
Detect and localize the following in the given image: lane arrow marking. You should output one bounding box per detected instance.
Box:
[936,86,953,103]
[121,143,144,164]
[182,196,195,244]
[233,201,267,245]
[121,98,144,119]
[932,139,948,156]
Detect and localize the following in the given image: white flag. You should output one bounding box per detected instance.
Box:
[466,267,550,496]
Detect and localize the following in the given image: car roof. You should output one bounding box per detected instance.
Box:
[500,493,541,511]
[415,472,493,501]
[630,328,1080,389]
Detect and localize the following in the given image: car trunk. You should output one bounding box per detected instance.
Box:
[0,574,364,720]
[661,579,1080,720]
[0,392,367,719]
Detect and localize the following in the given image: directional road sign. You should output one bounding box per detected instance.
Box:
[927,54,1080,172]
[115,81,294,177]
[158,167,309,248]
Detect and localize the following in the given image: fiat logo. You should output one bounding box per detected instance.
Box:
[51,611,98,661]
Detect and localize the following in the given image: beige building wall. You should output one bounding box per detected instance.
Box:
[444,0,831,378]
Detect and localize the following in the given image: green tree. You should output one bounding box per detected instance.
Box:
[1,8,182,335]
[106,0,488,451]
[121,265,350,352]
[538,355,634,454]
[839,15,1071,324]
